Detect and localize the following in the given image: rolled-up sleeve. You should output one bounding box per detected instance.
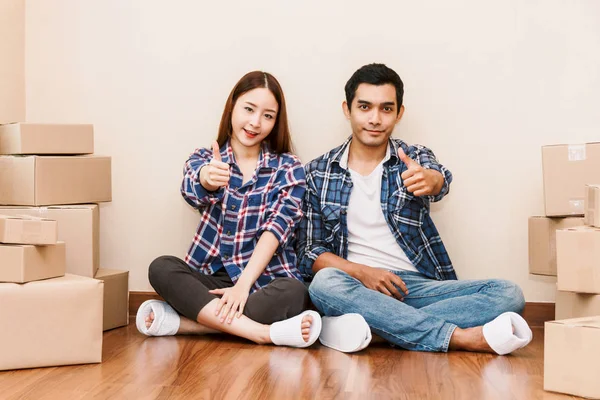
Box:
[258,158,306,249]
[412,145,453,203]
[181,148,225,209]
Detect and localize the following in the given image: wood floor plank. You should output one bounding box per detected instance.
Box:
[0,322,584,400]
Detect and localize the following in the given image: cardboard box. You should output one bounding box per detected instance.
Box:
[556,290,600,320]
[556,226,600,293]
[0,205,99,277]
[0,155,111,206]
[0,123,93,155]
[585,184,600,228]
[0,214,57,245]
[544,317,600,398]
[0,274,103,371]
[95,268,129,331]
[542,143,600,216]
[0,242,65,283]
[528,216,584,276]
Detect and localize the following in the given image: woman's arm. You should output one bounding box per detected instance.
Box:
[209,157,307,324]
[181,146,228,208]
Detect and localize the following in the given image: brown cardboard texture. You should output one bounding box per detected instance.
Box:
[528,216,584,276]
[0,155,111,206]
[0,214,57,244]
[585,184,600,228]
[556,226,600,293]
[0,242,65,283]
[544,317,600,398]
[0,274,103,371]
[0,205,99,277]
[542,143,600,216]
[556,290,600,320]
[95,268,129,331]
[0,123,93,155]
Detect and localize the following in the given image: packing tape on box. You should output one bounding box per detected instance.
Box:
[569,199,584,214]
[568,144,586,161]
[587,210,596,226]
[586,187,597,225]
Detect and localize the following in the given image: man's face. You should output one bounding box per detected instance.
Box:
[343,83,404,149]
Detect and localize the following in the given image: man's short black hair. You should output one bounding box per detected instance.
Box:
[345,63,404,113]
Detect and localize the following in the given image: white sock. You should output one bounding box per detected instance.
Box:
[482,312,532,355]
[319,313,371,353]
[270,310,322,348]
[136,300,180,336]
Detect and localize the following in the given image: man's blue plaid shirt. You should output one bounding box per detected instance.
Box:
[296,137,457,281]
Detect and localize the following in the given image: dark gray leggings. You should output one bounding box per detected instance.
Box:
[148,255,310,325]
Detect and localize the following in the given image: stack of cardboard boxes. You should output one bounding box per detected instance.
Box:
[528,143,600,398]
[0,123,128,371]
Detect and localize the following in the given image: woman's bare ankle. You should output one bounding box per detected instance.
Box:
[251,325,271,345]
[177,316,218,335]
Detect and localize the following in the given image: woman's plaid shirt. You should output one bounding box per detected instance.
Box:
[181,142,306,293]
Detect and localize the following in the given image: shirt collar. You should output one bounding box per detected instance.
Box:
[220,140,278,170]
[334,136,394,170]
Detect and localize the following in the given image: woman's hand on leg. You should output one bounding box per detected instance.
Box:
[209,284,250,324]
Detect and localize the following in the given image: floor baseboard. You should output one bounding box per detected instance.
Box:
[129,292,555,328]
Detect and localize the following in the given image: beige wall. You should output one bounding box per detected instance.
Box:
[24,1,600,299]
[0,0,25,123]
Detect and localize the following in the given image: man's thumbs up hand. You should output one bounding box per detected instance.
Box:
[399,147,443,197]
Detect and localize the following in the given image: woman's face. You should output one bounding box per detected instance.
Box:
[230,88,278,151]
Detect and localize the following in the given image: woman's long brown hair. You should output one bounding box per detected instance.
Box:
[216,71,293,154]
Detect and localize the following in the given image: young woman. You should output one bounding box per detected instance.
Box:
[136,71,321,347]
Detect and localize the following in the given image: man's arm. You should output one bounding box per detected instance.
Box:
[296,170,335,278]
[398,144,452,202]
[313,252,409,300]
[297,164,409,299]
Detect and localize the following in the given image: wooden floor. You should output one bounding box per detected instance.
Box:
[0,320,582,400]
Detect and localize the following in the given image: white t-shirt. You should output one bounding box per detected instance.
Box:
[341,146,418,273]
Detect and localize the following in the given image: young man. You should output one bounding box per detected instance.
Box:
[297,63,532,354]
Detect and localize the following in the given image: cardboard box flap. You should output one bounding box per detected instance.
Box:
[45,204,98,210]
[548,316,600,329]
[0,214,53,222]
[560,226,600,233]
[0,204,97,211]
[543,142,600,148]
[94,268,128,279]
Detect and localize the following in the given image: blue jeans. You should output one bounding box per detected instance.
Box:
[308,268,525,352]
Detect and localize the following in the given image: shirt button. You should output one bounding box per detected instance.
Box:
[231,205,236,210]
